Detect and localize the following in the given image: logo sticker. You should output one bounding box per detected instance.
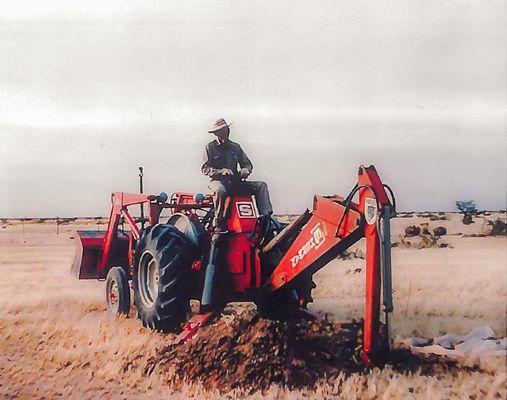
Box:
[236,202,256,218]
[365,197,378,225]
[290,222,326,268]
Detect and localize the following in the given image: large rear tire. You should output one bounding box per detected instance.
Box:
[133,224,194,331]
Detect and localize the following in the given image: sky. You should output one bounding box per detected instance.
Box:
[0,0,505,217]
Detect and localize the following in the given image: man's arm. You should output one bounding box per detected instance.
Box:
[237,145,253,174]
[201,145,221,178]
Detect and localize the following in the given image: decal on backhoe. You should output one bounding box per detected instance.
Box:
[290,222,326,268]
[236,202,256,218]
[365,197,378,225]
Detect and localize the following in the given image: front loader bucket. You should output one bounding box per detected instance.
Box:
[71,230,106,279]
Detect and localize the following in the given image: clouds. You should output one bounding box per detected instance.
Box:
[2,1,504,115]
[0,1,505,215]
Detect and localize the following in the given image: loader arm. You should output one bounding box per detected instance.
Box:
[72,192,164,280]
[269,165,395,364]
[97,192,154,278]
[73,190,209,280]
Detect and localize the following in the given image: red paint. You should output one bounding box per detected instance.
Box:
[358,165,389,364]
[191,260,202,271]
[224,194,260,293]
[174,312,216,345]
[270,196,362,289]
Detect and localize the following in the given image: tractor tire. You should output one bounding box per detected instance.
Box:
[133,224,194,332]
[105,267,131,316]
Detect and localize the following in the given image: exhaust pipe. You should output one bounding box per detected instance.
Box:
[139,166,145,229]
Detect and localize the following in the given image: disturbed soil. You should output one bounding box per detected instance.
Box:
[140,313,461,393]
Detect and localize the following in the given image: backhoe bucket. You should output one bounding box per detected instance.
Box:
[71,230,106,279]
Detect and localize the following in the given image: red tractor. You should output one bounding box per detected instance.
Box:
[72,165,395,364]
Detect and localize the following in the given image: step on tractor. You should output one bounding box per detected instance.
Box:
[72,165,395,364]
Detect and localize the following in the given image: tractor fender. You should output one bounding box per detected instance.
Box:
[166,213,203,249]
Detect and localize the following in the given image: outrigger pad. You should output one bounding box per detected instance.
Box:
[71,230,106,279]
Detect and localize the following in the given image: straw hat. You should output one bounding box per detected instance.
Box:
[208,118,232,133]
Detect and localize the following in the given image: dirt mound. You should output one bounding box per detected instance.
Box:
[140,313,462,393]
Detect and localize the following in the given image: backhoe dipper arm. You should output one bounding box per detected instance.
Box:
[269,165,394,364]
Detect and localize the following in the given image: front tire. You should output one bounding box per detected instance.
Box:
[105,267,131,316]
[133,224,194,331]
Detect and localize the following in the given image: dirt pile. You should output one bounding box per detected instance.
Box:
[140,313,462,393]
[142,314,361,392]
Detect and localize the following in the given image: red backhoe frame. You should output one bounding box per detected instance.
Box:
[268,165,393,362]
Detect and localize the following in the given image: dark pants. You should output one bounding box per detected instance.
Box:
[209,180,273,227]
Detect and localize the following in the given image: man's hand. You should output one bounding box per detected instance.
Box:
[239,168,250,179]
[219,168,234,176]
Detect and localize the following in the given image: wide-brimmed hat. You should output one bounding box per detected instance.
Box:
[208,118,232,133]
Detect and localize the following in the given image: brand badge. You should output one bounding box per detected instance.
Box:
[236,202,256,218]
[365,197,378,225]
[290,222,326,268]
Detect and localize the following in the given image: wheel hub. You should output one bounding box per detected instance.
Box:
[138,252,159,308]
[106,279,119,311]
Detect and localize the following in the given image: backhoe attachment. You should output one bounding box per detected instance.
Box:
[268,165,395,364]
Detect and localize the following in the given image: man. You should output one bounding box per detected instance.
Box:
[201,118,273,232]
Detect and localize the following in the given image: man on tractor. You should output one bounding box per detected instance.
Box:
[201,118,273,233]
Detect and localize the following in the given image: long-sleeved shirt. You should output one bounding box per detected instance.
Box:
[201,139,253,181]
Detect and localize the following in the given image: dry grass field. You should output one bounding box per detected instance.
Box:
[0,213,505,399]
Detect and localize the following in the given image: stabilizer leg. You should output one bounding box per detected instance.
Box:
[361,220,382,364]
